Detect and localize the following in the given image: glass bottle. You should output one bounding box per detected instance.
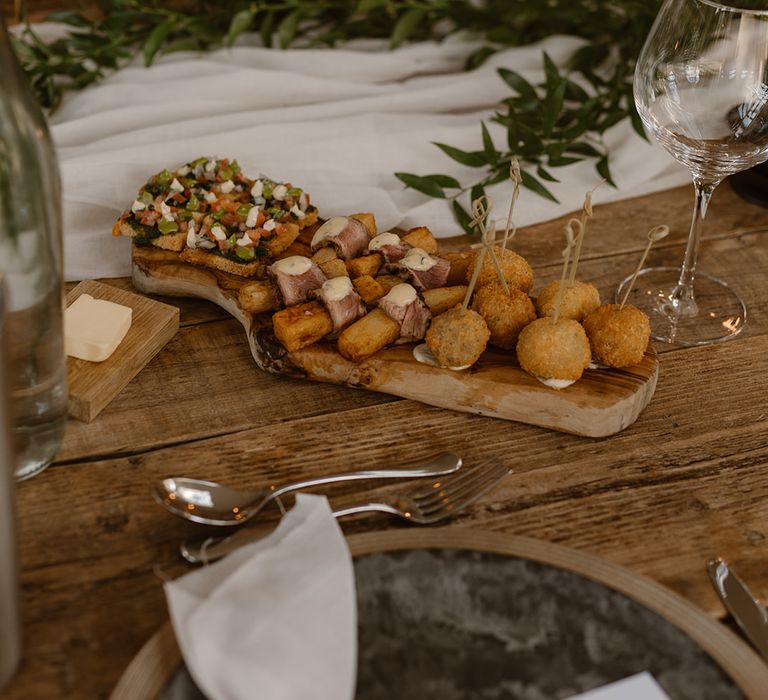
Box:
[0,280,21,689]
[0,13,67,479]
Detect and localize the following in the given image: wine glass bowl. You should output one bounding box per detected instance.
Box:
[620,0,768,345]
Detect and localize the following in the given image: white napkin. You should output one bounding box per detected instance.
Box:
[567,672,670,699]
[45,29,690,281]
[164,494,357,700]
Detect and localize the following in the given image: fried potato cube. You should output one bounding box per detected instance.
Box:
[272,301,333,353]
[375,274,404,294]
[444,251,474,286]
[263,223,300,256]
[337,308,400,362]
[312,247,339,265]
[402,226,438,255]
[278,240,311,259]
[352,275,386,305]
[239,281,278,314]
[422,286,468,316]
[320,258,349,279]
[346,253,382,279]
[350,212,377,238]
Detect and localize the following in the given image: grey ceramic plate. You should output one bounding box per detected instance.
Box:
[159,548,740,700]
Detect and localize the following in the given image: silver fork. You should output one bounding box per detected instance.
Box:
[181,459,512,564]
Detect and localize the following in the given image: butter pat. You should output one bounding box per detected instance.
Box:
[65,294,132,362]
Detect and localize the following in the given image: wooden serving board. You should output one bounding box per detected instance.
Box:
[131,248,658,438]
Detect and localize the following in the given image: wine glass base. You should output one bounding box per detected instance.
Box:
[615,267,746,346]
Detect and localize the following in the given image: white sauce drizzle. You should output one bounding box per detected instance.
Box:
[321,276,353,302]
[401,247,436,272]
[381,283,417,307]
[368,232,401,252]
[271,256,312,276]
[412,343,471,372]
[536,376,576,390]
[311,216,349,248]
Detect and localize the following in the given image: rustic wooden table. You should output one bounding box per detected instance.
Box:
[2,182,768,699]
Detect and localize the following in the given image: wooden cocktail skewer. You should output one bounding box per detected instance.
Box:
[461,196,509,311]
[500,157,522,256]
[568,181,604,287]
[619,224,670,309]
[551,218,580,324]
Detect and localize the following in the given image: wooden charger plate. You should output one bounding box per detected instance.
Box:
[131,247,658,437]
[111,528,768,700]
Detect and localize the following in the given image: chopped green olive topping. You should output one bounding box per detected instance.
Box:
[262,182,274,199]
[158,219,179,234]
[236,204,252,217]
[190,157,208,167]
[236,246,255,261]
[219,167,233,181]
[227,233,239,246]
[186,195,200,212]
[211,210,224,221]
[287,187,302,197]
[155,169,172,188]
[139,190,153,204]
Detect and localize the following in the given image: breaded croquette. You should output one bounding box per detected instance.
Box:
[472,282,536,350]
[583,304,650,368]
[536,280,600,322]
[516,317,591,384]
[465,246,534,293]
[425,305,490,368]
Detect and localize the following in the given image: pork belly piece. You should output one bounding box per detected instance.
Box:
[311,216,370,260]
[268,255,326,307]
[378,283,432,343]
[314,276,365,333]
[367,231,407,264]
[385,247,450,291]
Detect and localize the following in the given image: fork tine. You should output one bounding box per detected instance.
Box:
[414,461,498,504]
[414,460,509,508]
[416,462,511,518]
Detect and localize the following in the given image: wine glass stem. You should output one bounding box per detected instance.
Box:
[672,179,719,316]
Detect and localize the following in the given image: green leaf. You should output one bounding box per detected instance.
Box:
[227,9,255,47]
[542,81,566,138]
[497,68,537,100]
[480,122,498,165]
[390,8,425,49]
[260,10,275,48]
[470,182,486,203]
[45,10,91,27]
[542,51,562,89]
[565,142,601,157]
[630,108,648,141]
[357,0,388,11]
[278,9,303,49]
[394,172,445,199]
[452,200,473,234]
[143,17,174,66]
[564,78,590,102]
[520,170,559,203]
[596,156,617,187]
[422,173,461,188]
[536,165,559,183]
[465,46,497,71]
[433,142,487,168]
[548,155,583,167]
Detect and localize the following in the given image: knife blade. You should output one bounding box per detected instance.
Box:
[707,557,768,662]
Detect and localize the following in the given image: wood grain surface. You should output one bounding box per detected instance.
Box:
[65,280,180,422]
[3,181,768,699]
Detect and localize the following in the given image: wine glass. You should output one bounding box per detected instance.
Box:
[620,0,768,345]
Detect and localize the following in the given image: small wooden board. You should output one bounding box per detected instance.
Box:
[66,279,180,422]
[131,250,658,437]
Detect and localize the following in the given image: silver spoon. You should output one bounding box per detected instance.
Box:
[152,451,462,526]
